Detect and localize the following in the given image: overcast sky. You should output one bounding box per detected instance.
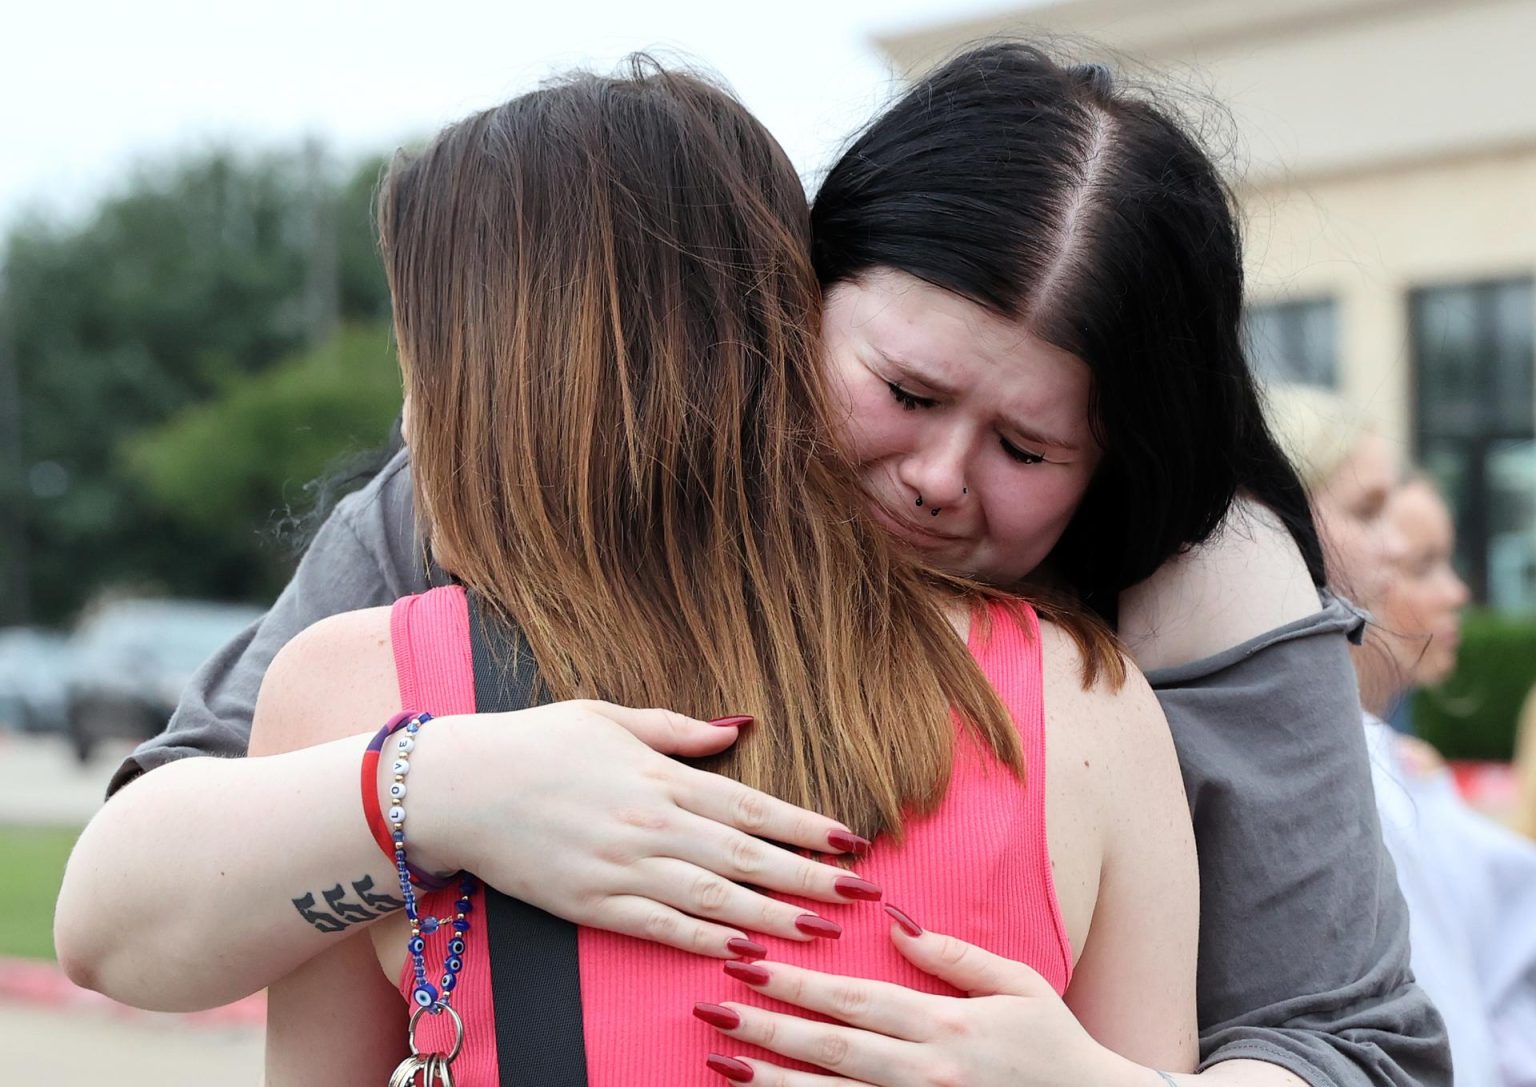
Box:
[2,0,1028,229]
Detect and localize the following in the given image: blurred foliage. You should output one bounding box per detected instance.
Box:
[0,145,395,624]
[1413,608,1536,761]
[128,323,400,584]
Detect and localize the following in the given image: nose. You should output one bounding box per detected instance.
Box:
[1446,568,1471,610]
[896,422,973,510]
[1377,518,1411,569]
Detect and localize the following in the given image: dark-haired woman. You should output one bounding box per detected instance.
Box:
[263,64,1197,1085]
[57,42,1447,1087]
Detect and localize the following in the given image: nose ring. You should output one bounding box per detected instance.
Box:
[916,492,944,516]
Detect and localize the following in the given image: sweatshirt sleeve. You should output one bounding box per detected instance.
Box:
[106,449,432,796]
[1147,595,1452,1087]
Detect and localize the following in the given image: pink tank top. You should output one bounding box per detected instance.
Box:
[391,585,1069,1086]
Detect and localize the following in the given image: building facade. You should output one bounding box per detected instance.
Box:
[876,0,1536,610]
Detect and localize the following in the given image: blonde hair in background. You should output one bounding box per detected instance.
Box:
[1263,384,1376,492]
[1513,684,1536,841]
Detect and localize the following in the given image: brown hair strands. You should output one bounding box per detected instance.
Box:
[379,57,1121,840]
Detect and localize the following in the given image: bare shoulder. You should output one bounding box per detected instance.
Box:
[1035,617,1184,961]
[1118,496,1320,673]
[249,606,398,756]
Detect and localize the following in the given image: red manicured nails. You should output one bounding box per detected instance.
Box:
[708,715,754,728]
[723,960,771,985]
[826,828,872,855]
[793,913,843,939]
[707,1054,755,1082]
[725,937,766,960]
[834,875,883,901]
[694,1003,742,1030]
[884,903,923,937]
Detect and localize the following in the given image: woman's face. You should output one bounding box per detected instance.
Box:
[1375,481,1469,688]
[822,269,1102,585]
[1311,430,1407,606]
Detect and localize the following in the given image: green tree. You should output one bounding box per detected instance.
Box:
[128,323,401,595]
[0,146,393,624]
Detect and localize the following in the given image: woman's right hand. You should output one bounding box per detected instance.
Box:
[409,701,875,957]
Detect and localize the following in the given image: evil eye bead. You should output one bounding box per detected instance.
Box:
[449,938,465,956]
[389,782,407,800]
[440,973,457,992]
[388,806,406,824]
[396,736,416,754]
[408,936,426,955]
[447,956,462,972]
[412,984,438,1008]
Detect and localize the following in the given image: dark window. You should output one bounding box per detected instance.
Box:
[1412,278,1536,609]
[1244,298,1338,386]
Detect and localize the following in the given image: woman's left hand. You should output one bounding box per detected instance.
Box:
[696,915,1141,1086]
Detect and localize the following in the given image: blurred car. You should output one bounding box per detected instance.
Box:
[0,627,73,734]
[66,599,264,763]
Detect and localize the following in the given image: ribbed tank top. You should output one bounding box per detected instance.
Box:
[391,585,1069,1086]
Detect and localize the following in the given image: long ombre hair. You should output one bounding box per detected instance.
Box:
[380,59,1117,839]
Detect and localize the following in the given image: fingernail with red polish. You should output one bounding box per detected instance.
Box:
[826,828,872,855]
[723,960,771,985]
[694,1003,742,1030]
[707,1054,755,1082]
[834,875,883,901]
[884,903,923,937]
[794,913,843,939]
[708,715,754,729]
[726,937,766,960]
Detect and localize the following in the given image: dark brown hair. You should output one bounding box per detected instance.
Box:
[379,58,1118,838]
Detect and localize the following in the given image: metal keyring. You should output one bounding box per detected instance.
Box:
[389,1055,430,1087]
[407,1002,465,1064]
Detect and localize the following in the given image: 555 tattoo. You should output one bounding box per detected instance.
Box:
[291,875,405,933]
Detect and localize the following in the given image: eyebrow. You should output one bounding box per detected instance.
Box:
[886,357,1082,453]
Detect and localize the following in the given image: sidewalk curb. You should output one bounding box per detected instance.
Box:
[0,957,264,1028]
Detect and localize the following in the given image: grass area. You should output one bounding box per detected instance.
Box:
[0,825,81,960]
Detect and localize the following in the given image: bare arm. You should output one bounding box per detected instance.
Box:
[264,934,407,1086]
[1119,497,1318,673]
[1047,630,1199,1074]
[54,608,873,1012]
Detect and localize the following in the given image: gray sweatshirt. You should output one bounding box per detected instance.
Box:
[109,449,1452,1086]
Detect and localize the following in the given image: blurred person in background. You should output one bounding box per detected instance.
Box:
[1271,384,1536,1087]
[1515,687,1536,843]
[57,43,1450,1086]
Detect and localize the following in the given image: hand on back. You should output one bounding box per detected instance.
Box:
[407,701,874,957]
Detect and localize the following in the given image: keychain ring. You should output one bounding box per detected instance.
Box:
[390,1055,431,1087]
[407,1002,465,1063]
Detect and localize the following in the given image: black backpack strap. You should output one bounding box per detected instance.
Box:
[467,592,590,1086]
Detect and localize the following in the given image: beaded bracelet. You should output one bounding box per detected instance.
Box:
[378,712,481,1014]
[361,711,451,891]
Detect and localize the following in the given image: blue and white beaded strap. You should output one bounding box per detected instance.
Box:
[388,712,480,1013]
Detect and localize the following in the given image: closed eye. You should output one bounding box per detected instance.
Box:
[1000,437,1047,465]
[887,381,937,412]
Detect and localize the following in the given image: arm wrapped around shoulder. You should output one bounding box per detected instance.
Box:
[1150,595,1452,1087]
